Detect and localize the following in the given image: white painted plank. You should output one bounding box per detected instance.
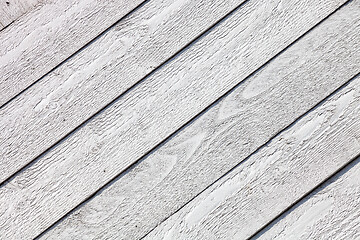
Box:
[0,0,243,184]
[0,0,38,30]
[40,2,360,239]
[0,0,353,239]
[0,0,144,106]
[145,76,360,240]
[256,156,360,240]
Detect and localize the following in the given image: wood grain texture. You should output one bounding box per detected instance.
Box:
[0,0,242,184]
[145,74,360,240]
[37,1,360,239]
[0,0,38,30]
[0,0,143,106]
[256,156,360,240]
[0,0,351,239]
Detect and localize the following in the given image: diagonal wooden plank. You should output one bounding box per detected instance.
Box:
[38,2,360,239]
[0,0,353,239]
[255,155,360,240]
[0,0,145,106]
[0,0,38,30]
[0,0,244,184]
[145,74,360,239]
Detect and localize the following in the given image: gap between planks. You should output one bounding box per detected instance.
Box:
[34,1,360,238]
[0,0,148,107]
[250,153,360,240]
[0,0,352,238]
[143,72,360,239]
[253,154,360,239]
[0,0,348,187]
[0,0,247,185]
[0,0,38,31]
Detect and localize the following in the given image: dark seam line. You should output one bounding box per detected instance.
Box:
[0,0,150,110]
[0,0,252,188]
[0,0,44,35]
[141,70,360,240]
[34,0,354,238]
[139,1,354,237]
[0,20,14,33]
[247,153,360,240]
[0,0,46,33]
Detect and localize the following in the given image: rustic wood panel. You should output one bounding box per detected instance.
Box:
[0,0,38,30]
[0,1,356,239]
[38,2,360,239]
[256,156,360,240]
[0,0,143,106]
[145,75,360,240]
[0,0,242,184]
[0,0,347,186]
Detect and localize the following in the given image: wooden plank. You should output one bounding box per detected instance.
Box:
[145,75,360,239]
[0,0,352,239]
[256,156,360,240]
[0,0,243,184]
[39,2,360,239]
[0,0,38,30]
[0,0,144,106]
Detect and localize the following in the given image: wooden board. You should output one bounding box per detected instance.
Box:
[0,0,144,106]
[0,0,243,184]
[0,0,38,30]
[39,2,360,239]
[256,156,360,240]
[0,0,347,185]
[2,1,357,239]
[145,75,360,239]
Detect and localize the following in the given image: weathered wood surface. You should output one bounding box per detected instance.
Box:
[0,0,144,106]
[145,74,360,240]
[0,0,38,30]
[0,0,350,238]
[0,0,243,184]
[256,156,360,240]
[39,2,360,239]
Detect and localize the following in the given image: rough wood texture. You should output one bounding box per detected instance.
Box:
[0,0,349,238]
[0,0,38,30]
[0,0,242,184]
[0,0,143,106]
[146,75,360,240]
[256,156,360,240]
[39,2,360,239]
